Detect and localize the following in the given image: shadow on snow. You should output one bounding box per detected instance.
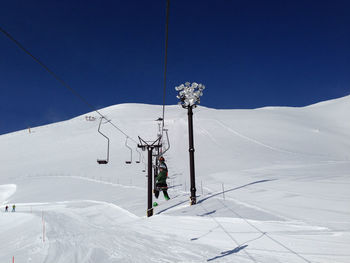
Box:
[207,245,248,261]
[197,179,275,204]
[156,179,274,215]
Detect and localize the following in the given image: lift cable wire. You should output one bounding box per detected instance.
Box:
[199,203,258,263]
[0,25,138,145]
[161,0,170,137]
[216,199,312,263]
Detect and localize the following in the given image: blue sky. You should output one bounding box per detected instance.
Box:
[1,0,349,134]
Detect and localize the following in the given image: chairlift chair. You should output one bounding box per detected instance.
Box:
[161,128,170,155]
[135,147,141,163]
[125,137,132,164]
[140,154,146,172]
[97,117,110,164]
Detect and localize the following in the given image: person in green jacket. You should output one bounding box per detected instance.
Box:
[155,165,170,200]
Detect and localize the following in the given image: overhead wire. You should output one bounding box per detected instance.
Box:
[199,203,258,263]
[199,194,312,262]
[216,199,313,263]
[0,25,138,144]
[161,0,170,137]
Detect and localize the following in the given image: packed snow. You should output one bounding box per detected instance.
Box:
[1,96,349,262]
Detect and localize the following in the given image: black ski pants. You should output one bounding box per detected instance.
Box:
[154,182,169,199]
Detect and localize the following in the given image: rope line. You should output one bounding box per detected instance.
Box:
[0,25,137,144]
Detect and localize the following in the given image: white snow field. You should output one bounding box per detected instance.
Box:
[1,96,350,262]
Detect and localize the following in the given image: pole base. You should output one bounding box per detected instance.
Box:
[147,208,153,217]
[190,196,197,206]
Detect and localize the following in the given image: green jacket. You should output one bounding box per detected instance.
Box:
[156,170,167,184]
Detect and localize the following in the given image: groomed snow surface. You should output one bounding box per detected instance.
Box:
[1,96,350,262]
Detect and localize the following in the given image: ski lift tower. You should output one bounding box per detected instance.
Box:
[175,82,205,205]
[138,136,162,217]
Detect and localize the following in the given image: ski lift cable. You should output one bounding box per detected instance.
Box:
[216,199,312,263]
[199,203,258,263]
[161,0,170,137]
[0,26,138,145]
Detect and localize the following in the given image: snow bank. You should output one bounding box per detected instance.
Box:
[0,95,349,262]
[0,184,16,204]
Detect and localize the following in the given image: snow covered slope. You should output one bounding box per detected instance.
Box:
[1,96,349,262]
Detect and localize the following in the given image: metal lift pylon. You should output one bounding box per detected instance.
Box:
[137,136,162,217]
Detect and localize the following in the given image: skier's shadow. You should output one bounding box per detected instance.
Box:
[197,210,216,217]
[207,245,248,261]
[156,198,188,214]
[190,225,219,241]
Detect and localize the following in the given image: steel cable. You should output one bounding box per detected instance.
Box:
[199,203,258,263]
[0,25,138,144]
[216,199,313,263]
[161,0,170,137]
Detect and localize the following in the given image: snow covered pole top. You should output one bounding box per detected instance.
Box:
[175,82,205,108]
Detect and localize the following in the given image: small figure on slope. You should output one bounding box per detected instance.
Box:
[154,156,170,201]
[12,204,15,212]
[5,205,8,212]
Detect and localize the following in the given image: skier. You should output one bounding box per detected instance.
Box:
[159,156,168,173]
[5,205,8,212]
[154,156,170,201]
[12,204,15,212]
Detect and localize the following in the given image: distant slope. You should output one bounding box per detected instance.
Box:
[1,95,350,262]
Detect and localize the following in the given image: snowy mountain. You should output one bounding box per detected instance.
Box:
[1,96,350,262]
